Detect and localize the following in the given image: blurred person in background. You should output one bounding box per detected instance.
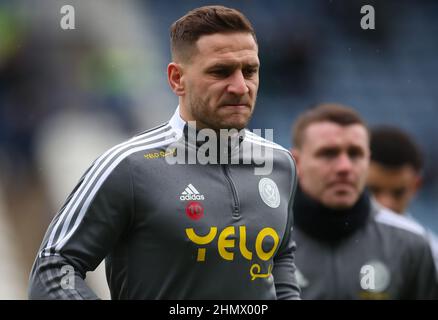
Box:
[368,125,438,275]
[368,126,423,215]
[28,5,300,299]
[290,103,437,299]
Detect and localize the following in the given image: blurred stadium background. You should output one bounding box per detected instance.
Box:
[0,0,437,299]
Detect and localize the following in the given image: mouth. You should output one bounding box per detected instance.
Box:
[219,104,251,113]
[328,181,356,190]
[221,103,250,108]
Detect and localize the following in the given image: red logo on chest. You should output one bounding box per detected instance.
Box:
[185,202,204,220]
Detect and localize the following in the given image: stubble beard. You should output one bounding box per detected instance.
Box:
[188,94,255,131]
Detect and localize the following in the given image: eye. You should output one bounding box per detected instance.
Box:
[208,67,232,78]
[318,148,339,159]
[242,67,258,78]
[348,147,364,160]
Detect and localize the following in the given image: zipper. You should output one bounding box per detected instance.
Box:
[221,164,240,217]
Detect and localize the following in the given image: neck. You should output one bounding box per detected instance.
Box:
[293,185,371,242]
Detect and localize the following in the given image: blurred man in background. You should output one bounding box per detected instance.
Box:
[368,126,423,215]
[368,125,438,274]
[291,103,437,299]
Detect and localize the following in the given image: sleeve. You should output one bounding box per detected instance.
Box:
[28,157,134,300]
[272,155,301,300]
[404,235,438,299]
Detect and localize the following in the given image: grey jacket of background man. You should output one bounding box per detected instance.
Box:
[28,107,300,300]
[295,201,438,299]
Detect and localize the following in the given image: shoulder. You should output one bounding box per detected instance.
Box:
[373,202,426,237]
[117,122,178,159]
[88,122,178,176]
[371,201,432,253]
[244,129,296,173]
[243,129,297,195]
[244,129,295,164]
[244,130,291,153]
[373,203,427,237]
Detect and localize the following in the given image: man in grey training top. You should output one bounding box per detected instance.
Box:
[28,5,300,299]
[291,103,437,299]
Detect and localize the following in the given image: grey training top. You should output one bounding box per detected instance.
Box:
[28,107,300,300]
[294,200,438,299]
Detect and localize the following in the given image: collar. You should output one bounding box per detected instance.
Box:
[168,105,186,140]
[168,105,245,153]
[293,185,371,242]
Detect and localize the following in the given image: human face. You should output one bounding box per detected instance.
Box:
[367,162,420,214]
[170,32,259,130]
[293,122,370,209]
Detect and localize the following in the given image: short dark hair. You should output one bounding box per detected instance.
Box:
[370,126,423,172]
[170,5,257,62]
[292,103,368,148]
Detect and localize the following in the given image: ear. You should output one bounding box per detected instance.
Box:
[291,148,301,175]
[167,62,185,96]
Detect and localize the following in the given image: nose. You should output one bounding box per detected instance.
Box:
[335,153,353,173]
[227,71,249,95]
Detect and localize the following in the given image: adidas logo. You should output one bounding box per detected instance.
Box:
[180,184,205,201]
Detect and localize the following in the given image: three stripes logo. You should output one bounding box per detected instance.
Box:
[180,184,205,201]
